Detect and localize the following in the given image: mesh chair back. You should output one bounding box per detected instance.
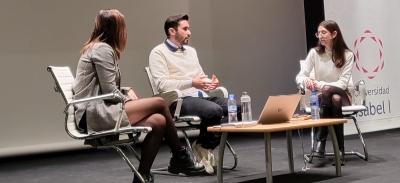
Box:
[47,66,87,139]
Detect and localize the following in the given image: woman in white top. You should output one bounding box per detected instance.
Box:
[296,20,355,166]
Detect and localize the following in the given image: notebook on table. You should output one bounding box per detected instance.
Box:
[257,94,301,124]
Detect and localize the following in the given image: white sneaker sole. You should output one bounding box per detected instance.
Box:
[192,142,202,163]
[200,157,214,174]
[209,152,217,168]
[192,142,214,174]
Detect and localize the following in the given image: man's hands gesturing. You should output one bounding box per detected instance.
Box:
[207,75,219,90]
[192,74,220,91]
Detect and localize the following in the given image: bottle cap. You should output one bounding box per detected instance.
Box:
[229,94,234,98]
[243,92,248,95]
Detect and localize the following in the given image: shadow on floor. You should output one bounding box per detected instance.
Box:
[236,172,338,183]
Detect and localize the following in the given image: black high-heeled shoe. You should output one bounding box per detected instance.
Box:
[311,140,330,167]
[168,147,205,176]
[132,172,154,183]
[313,140,326,158]
[332,149,346,166]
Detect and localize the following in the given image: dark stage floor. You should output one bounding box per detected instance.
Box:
[1,128,400,183]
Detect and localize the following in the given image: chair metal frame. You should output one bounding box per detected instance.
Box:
[144,67,238,175]
[296,61,368,163]
[48,66,152,183]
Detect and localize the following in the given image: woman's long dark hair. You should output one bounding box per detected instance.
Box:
[81,9,127,60]
[315,20,350,68]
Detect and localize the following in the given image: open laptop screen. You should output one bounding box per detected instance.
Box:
[257,94,301,124]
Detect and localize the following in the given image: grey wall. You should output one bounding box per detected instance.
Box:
[0,0,307,157]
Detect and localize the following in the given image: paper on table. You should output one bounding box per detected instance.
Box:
[290,115,312,121]
[213,121,257,128]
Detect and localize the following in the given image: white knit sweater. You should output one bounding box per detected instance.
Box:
[296,48,355,90]
[149,43,205,95]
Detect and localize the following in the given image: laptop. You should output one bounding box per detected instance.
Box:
[257,94,301,124]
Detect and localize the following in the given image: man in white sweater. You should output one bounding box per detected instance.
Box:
[149,14,241,174]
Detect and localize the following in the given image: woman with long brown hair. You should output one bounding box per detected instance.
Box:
[296,20,355,166]
[72,9,204,182]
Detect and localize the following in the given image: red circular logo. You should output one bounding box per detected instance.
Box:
[354,30,384,79]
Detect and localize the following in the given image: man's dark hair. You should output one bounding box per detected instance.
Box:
[164,14,189,37]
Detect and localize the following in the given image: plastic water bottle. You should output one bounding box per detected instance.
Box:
[310,90,320,120]
[241,92,252,122]
[228,94,238,123]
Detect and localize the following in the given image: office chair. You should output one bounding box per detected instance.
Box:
[296,60,368,163]
[48,66,152,183]
[144,67,238,175]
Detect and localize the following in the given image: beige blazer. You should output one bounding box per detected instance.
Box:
[72,42,131,134]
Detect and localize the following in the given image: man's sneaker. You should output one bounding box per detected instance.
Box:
[192,141,202,162]
[209,151,217,171]
[192,141,215,174]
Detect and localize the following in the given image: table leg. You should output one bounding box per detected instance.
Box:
[264,132,273,183]
[328,125,342,176]
[217,132,228,183]
[286,130,294,173]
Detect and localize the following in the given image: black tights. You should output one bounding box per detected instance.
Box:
[126,97,183,174]
[317,85,351,150]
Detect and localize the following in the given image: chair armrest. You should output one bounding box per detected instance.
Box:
[65,92,123,112]
[296,83,308,112]
[120,87,132,95]
[156,86,228,120]
[154,89,183,106]
[88,126,152,139]
[354,80,366,106]
[65,91,127,135]
[65,107,152,140]
[297,83,305,95]
[153,89,184,119]
[207,86,228,98]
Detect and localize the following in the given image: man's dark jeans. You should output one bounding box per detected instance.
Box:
[170,96,242,150]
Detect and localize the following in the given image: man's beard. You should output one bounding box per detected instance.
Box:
[176,34,188,45]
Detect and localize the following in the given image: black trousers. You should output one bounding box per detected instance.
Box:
[316,124,344,150]
[317,94,349,150]
[170,96,242,150]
